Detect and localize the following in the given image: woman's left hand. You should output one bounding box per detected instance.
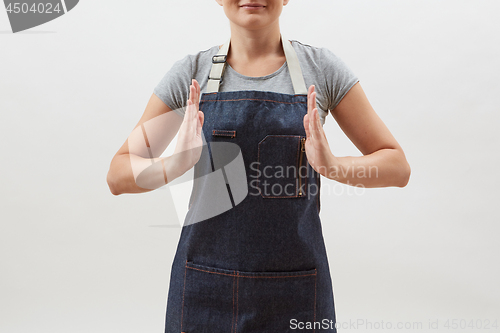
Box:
[303,85,336,177]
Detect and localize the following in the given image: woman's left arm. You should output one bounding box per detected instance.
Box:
[303,82,411,188]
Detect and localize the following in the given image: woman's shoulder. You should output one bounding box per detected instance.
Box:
[288,40,332,79]
[174,44,220,72]
[290,39,324,52]
[153,44,219,111]
[290,39,344,66]
[289,39,359,113]
[291,39,356,79]
[168,45,219,77]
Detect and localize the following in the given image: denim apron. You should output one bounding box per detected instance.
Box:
[164,35,337,333]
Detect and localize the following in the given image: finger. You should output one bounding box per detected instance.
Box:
[312,107,319,133]
[311,92,319,136]
[313,106,326,139]
[194,79,200,101]
[193,79,200,108]
[307,85,314,119]
[179,100,192,142]
[303,113,310,140]
[196,82,201,110]
[311,91,317,114]
[185,100,193,124]
[191,84,199,115]
[312,107,325,143]
[316,107,328,140]
[191,80,198,108]
[191,79,197,105]
[308,93,316,139]
[188,100,197,134]
[307,86,314,137]
[190,99,198,123]
[189,80,193,102]
[196,111,204,138]
[310,106,318,139]
[311,89,317,111]
[189,82,195,105]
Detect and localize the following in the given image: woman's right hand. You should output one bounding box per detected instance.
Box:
[172,79,205,174]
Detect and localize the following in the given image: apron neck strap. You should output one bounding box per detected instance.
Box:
[206,34,308,95]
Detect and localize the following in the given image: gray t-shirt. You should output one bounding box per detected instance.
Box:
[153,40,359,125]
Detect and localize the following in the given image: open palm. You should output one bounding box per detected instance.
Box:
[172,79,205,173]
[303,85,334,177]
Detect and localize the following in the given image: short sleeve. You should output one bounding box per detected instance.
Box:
[320,47,359,111]
[153,54,193,117]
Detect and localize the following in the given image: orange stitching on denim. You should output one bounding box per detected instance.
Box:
[186,266,235,277]
[240,273,317,278]
[231,272,235,333]
[316,172,320,212]
[313,269,317,333]
[295,136,300,196]
[236,271,239,333]
[258,134,303,144]
[213,130,235,133]
[299,135,308,197]
[180,260,187,332]
[304,155,308,197]
[256,136,263,197]
[200,98,306,105]
[186,265,316,278]
[213,129,236,138]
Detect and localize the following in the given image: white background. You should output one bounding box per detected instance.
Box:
[1,1,499,332]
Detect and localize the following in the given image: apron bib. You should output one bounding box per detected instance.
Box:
[164,35,337,333]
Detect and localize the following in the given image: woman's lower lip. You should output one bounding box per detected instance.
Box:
[241,5,264,9]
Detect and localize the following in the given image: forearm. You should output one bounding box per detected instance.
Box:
[323,148,411,188]
[106,153,186,195]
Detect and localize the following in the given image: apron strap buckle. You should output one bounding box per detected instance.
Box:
[212,55,227,63]
[208,75,223,85]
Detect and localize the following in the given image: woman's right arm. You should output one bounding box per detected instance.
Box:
[106,80,204,195]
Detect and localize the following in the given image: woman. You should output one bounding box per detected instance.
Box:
[107,0,411,332]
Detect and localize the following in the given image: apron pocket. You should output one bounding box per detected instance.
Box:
[236,267,317,332]
[257,134,307,198]
[181,261,236,332]
[182,261,317,332]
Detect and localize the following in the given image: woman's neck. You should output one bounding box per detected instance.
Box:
[225,23,284,63]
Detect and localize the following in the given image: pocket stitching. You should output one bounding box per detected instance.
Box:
[180,259,188,333]
[186,261,317,278]
[314,273,317,332]
[213,129,236,138]
[232,273,236,333]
